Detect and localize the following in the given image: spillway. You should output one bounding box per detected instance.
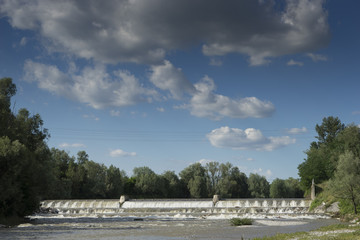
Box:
[39,198,313,218]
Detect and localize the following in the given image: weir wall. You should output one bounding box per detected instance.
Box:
[40,198,312,216]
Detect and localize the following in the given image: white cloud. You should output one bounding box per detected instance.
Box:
[187,76,275,120]
[287,59,304,66]
[59,143,86,148]
[110,110,121,116]
[306,53,328,62]
[110,149,137,157]
[24,60,158,109]
[198,158,213,166]
[149,60,195,99]
[83,114,100,121]
[286,127,308,134]
[20,37,27,46]
[247,157,255,161]
[156,107,165,112]
[253,168,273,179]
[149,62,275,120]
[207,126,295,151]
[1,0,329,65]
[209,58,223,66]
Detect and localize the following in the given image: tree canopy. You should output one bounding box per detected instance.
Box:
[298,116,360,214]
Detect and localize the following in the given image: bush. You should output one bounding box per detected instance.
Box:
[230,218,252,226]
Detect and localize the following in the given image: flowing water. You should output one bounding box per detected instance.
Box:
[0,198,339,240]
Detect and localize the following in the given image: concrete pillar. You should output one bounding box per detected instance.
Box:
[119,195,128,207]
[213,195,220,207]
[311,179,316,200]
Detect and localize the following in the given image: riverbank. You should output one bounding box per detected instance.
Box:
[254,223,360,239]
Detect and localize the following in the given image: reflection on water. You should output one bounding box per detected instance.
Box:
[0,216,339,240]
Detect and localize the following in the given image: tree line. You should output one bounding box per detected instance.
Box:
[43,150,304,200]
[0,77,305,224]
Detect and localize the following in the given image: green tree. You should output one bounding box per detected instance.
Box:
[329,151,360,214]
[0,78,53,224]
[298,116,345,191]
[228,167,249,198]
[0,78,16,137]
[205,162,220,196]
[179,163,208,198]
[204,162,248,198]
[284,177,304,198]
[66,157,88,199]
[83,160,107,198]
[298,146,335,190]
[124,177,136,197]
[336,125,360,157]
[248,173,270,198]
[161,171,184,198]
[315,116,345,147]
[217,163,239,198]
[132,166,165,197]
[0,137,29,221]
[105,165,124,199]
[270,178,290,198]
[47,148,74,199]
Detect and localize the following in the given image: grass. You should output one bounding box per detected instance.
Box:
[229,218,252,226]
[252,223,360,240]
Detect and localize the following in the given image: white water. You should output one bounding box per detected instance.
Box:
[42,200,120,209]
[122,200,213,209]
[215,199,309,208]
[39,198,314,219]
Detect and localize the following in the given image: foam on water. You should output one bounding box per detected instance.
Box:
[36,198,324,220]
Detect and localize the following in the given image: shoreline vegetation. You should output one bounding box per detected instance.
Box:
[254,223,360,240]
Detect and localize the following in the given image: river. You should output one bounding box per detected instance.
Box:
[0,215,339,240]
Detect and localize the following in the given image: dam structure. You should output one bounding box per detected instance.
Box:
[39,196,313,219]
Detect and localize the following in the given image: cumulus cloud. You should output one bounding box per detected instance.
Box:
[149,60,195,99]
[24,59,275,120]
[187,76,275,120]
[59,143,86,148]
[24,60,157,109]
[286,127,308,134]
[207,126,295,151]
[1,0,330,65]
[109,149,137,157]
[287,59,304,66]
[149,63,274,120]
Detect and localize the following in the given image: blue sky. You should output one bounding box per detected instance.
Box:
[1,0,359,181]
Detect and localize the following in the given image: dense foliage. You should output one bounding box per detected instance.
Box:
[298,116,360,214]
[0,78,52,224]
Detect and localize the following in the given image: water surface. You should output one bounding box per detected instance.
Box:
[0,216,339,240]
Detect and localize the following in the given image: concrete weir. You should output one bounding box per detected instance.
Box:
[40,196,312,218]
